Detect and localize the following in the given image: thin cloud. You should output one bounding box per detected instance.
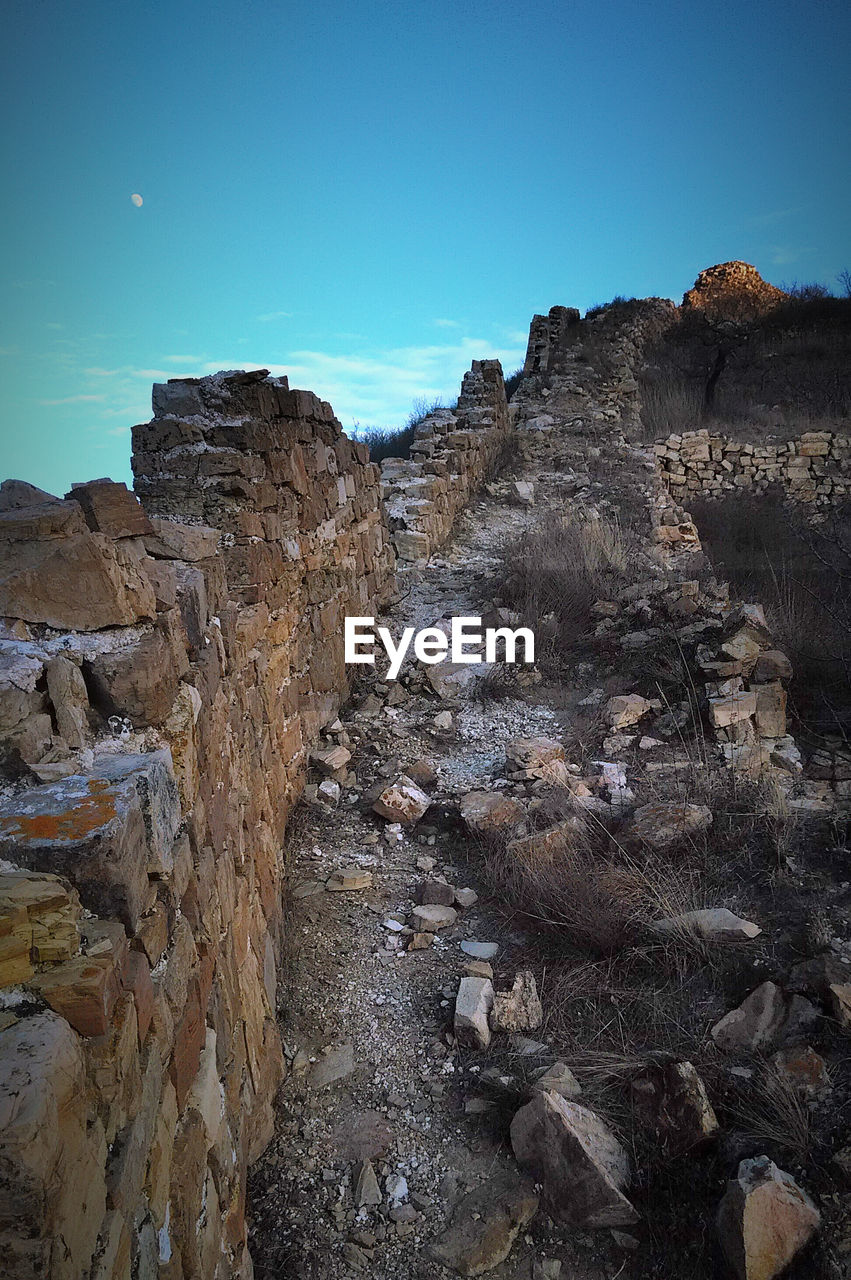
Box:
[38,393,105,406]
[433,318,460,329]
[768,244,815,267]
[255,310,292,322]
[197,334,526,429]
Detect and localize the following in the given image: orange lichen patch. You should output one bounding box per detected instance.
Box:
[0,784,118,843]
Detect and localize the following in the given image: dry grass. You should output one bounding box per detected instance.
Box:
[691,491,851,737]
[722,1061,813,1160]
[479,810,645,955]
[497,511,628,674]
[639,375,704,440]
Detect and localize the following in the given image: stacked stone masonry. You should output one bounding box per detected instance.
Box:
[656,428,850,505]
[0,369,400,1280]
[380,359,511,564]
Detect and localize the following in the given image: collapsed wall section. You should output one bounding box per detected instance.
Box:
[380,358,511,563]
[0,370,394,1279]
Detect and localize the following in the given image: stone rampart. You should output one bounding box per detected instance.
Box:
[655,428,851,505]
[380,359,511,563]
[0,369,395,1279]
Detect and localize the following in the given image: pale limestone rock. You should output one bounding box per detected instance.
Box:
[326,867,373,891]
[627,801,712,850]
[45,656,91,750]
[531,1062,582,1100]
[510,1091,638,1227]
[373,774,431,823]
[711,982,818,1054]
[709,689,758,728]
[454,976,494,1050]
[650,907,761,943]
[770,1046,831,1096]
[415,877,455,906]
[353,1159,382,1207]
[505,736,566,781]
[427,1171,538,1276]
[630,1061,718,1154]
[753,682,787,738]
[491,970,543,1032]
[460,790,525,834]
[717,1156,819,1280]
[411,903,457,931]
[605,693,653,730]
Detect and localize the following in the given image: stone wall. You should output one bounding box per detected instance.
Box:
[0,370,395,1279]
[655,428,851,505]
[380,359,511,564]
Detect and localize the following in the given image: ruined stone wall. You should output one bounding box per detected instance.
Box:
[655,428,851,505]
[0,370,395,1279]
[380,359,511,564]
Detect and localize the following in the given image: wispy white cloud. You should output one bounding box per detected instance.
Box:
[196,334,526,428]
[748,207,803,228]
[433,318,460,329]
[163,354,205,365]
[255,310,292,323]
[768,244,815,267]
[38,393,105,406]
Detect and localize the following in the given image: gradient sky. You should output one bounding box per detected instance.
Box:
[1,0,848,496]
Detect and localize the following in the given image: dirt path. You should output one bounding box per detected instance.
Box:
[246,362,648,1278]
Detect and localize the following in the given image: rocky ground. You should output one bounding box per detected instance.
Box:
[248,335,851,1279]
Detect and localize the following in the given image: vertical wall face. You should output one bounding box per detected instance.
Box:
[0,370,394,1279]
[380,358,512,563]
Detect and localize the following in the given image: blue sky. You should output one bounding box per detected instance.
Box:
[2,0,848,496]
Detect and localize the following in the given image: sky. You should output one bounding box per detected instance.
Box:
[1,0,849,496]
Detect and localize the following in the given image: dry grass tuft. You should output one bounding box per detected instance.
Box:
[497,512,628,673]
[479,815,645,956]
[723,1061,813,1160]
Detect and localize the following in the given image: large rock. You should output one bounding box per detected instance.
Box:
[460,790,525,835]
[717,1156,819,1280]
[428,1172,538,1276]
[630,1060,718,1154]
[372,774,431,823]
[0,501,156,631]
[711,982,818,1054]
[627,801,712,850]
[66,479,153,538]
[505,737,566,781]
[605,694,653,730]
[45,656,91,750]
[491,970,543,1032]
[510,1091,638,1227]
[0,1012,107,1280]
[650,907,761,943]
[753,683,787,738]
[143,516,220,562]
[454,976,494,1050]
[0,750,179,930]
[0,479,58,510]
[85,619,186,727]
[411,903,457,931]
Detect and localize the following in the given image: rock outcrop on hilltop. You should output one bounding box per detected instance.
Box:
[681,260,787,323]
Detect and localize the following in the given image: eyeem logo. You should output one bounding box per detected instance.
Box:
[344,616,535,681]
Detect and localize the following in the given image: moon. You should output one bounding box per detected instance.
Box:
[131,193,143,207]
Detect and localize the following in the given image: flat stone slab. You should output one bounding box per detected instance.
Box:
[311,1042,355,1089]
